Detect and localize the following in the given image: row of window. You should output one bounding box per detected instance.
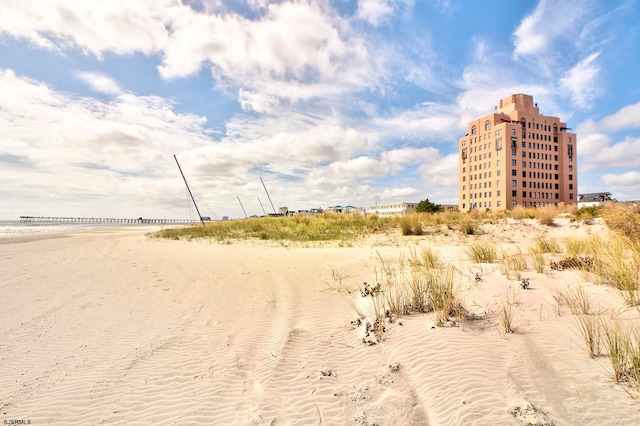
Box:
[463,190,575,201]
[461,200,568,210]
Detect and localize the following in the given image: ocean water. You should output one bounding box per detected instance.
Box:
[0,220,121,238]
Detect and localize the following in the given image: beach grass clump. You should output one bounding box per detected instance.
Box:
[529,246,546,274]
[575,315,602,359]
[400,214,424,236]
[361,253,466,331]
[497,284,518,334]
[536,237,561,254]
[601,321,634,385]
[535,205,559,226]
[500,247,528,280]
[599,237,640,306]
[601,203,640,243]
[559,285,594,315]
[465,242,497,263]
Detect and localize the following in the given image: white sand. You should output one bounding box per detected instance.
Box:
[1,221,639,425]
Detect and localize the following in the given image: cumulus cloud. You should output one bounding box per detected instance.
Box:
[0,0,373,113]
[0,69,210,217]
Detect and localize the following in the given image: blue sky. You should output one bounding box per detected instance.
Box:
[1,0,639,220]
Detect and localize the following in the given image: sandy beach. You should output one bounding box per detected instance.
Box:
[2,221,640,425]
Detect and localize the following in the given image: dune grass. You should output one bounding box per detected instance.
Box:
[465,242,497,263]
[360,249,466,335]
[154,213,396,243]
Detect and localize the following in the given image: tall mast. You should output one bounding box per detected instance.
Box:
[237,196,248,218]
[260,176,277,214]
[174,155,205,226]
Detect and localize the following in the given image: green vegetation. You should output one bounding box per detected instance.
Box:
[415,198,442,213]
[154,213,394,243]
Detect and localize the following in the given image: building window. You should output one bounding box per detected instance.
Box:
[496,139,502,150]
[569,184,573,190]
[471,125,477,135]
[569,174,573,181]
[497,180,501,187]
[512,201,517,207]
[485,121,491,130]
[496,130,502,137]
[512,190,517,196]
[522,161,526,167]
[511,159,516,166]
[497,170,501,176]
[512,149,517,156]
[511,169,517,176]
[512,129,516,135]
[568,156,573,162]
[497,201,502,207]
[511,180,517,187]
[569,165,573,171]
[462,194,466,199]
[569,193,574,200]
[497,190,501,196]
[523,191,527,198]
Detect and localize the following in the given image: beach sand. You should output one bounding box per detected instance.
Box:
[1,221,639,425]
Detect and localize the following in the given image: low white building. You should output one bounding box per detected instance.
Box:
[577,192,615,208]
[366,202,417,217]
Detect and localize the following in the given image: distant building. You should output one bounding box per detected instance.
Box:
[578,192,615,208]
[326,205,364,215]
[440,204,458,212]
[459,94,577,211]
[366,202,417,217]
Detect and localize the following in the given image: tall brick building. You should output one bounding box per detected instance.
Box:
[458,94,577,211]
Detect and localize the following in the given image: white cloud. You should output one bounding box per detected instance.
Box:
[559,53,602,109]
[0,69,210,217]
[356,0,395,26]
[599,101,640,132]
[512,0,589,60]
[0,0,374,113]
[75,71,122,95]
[0,0,170,57]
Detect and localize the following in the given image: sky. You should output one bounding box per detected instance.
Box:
[1,0,639,220]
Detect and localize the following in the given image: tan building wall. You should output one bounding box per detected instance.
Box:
[458,94,577,211]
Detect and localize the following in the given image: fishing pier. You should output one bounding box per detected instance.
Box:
[19,216,199,225]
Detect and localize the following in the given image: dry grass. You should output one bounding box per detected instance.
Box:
[501,247,528,280]
[601,203,640,243]
[575,315,602,358]
[497,284,518,334]
[559,285,594,315]
[465,242,497,263]
[535,205,560,226]
[360,251,466,332]
[400,214,424,236]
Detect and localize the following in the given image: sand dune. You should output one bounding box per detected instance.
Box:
[1,222,639,425]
